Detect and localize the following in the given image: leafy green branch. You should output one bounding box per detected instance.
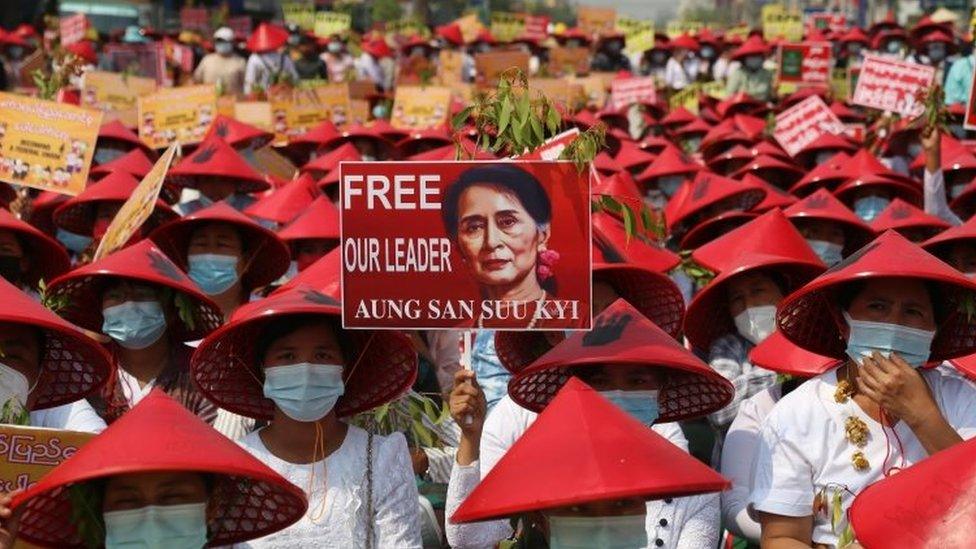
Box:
[678,250,715,288]
[352,390,450,449]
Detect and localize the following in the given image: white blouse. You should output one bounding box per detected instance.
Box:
[445,395,721,548]
[236,425,422,548]
[750,368,976,547]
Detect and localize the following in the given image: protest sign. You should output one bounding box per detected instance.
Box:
[491,12,526,43]
[269,84,352,141]
[227,16,252,38]
[137,85,217,149]
[282,0,315,31]
[610,76,657,111]
[251,146,298,181]
[851,54,934,117]
[391,86,452,129]
[617,17,655,55]
[669,84,701,114]
[519,128,581,160]
[59,13,88,46]
[762,5,803,42]
[340,160,592,330]
[965,66,976,130]
[808,12,846,34]
[725,25,751,41]
[549,47,590,76]
[179,7,210,34]
[522,15,550,42]
[94,144,177,260]
[571,74,610,108]
[0,92,102,195]
[80,71,157,128]
[0,425,92,495]
[438,50,465,86]
[577,6,617,36]
[666,21,705,38]
[777,42,831,84]
[773,96,845,157]
[102,43,168,84]
[386,19,429,39]
[529,78,585,110]
[314,11,352,38]
[233,102,274,133]
[475,51,530,86]
[455,14,483,44]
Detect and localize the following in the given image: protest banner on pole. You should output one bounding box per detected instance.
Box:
[269,84,352,142]
[313,11,352,38]
[59,13,88,46]
[137,85,217,149]
[577,6,617,36]
[340,161,592,330]
[94,144,178,260]
[610,76,657,111]
[851,54,934,117]
[391,86,452,130]
[0,92,102,196]
[80,71,157,128]
[777,42,831,84]
[762,5,803,41]
[773,96,846,157]
[282,0,315,31]
[475,51,530,86]
[0,425,93,494]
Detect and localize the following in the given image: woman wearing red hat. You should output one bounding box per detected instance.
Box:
[445,299,734,548]
[166,134,271,216]
[0,208,69,294]
[725,36,773,101]
[664,34,700,91]
[43,240,223,424]
[750,231,976,548]
[190,279,422,546]
[94,120,154,166]
[277,196,340,273]
[4,390,307,549]
[243,23,298,96]
[783,188,875,267]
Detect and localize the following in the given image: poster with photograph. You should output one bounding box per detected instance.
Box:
[341,161,592,330]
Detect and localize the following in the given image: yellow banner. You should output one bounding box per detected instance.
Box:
[455,14,483,44]
[617,17,655,55]
[0,92,102,196]
[0,425,93,494]
[548,47,590,77]
[269,84,352,142]
[725,25,751,40]
[391,85,453,129]
[94,144,177,260]
[282,0,315,31]
[569,74,610,108]
[666,21,705,38]
[313,11,352,38]
[669,84,701,114]
[762,5,802,42]
[137,85,217,149]
[530,78,586,110]
[577,6,617,36]
[233,101,273,133]
[491,12,526,43]
[80,71,156,128]
[386,19,429,38]
[700,80,727,100]
[438,49,465,86]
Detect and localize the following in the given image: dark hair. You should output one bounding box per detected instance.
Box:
[440,165,552,241]
[254,314,346,376]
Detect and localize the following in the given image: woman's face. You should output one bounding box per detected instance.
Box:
[261,322,345,368]
[295,239,335,270]
[794,218,846,247]
[846,278,936,331]
[102,280,161,310]
[727,271,783,318]
[549,498,647,517]
[574,364,662,392]
[947,242,976,275]
[188,223,245,271]
[103,471,208,512]
[0,322,41,391]
[455,184,549,289]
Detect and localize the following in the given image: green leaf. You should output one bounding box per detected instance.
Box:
[831,489,842,533]
[498,99,513,135]
[451,106,473,131]
[529,116,544,144]
[622,204,636,242]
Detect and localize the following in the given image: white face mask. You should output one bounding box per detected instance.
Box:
[548,514,648,548]
[733,305,777,345]
[0,362,31,414]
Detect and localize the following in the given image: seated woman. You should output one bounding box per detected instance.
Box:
[149,202,290,320]
[448,377,730,549]
[751,231,976,548]
[5,390,306,548]
[190,271,422,547]
[0,277,111,432]
[445,299,734,548]
[165,134,271,215]
[0,209,69,295]
[44,240,224,424]
[783,188,874,267]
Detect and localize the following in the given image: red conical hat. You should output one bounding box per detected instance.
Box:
[661,107,697,129]
[203,114,274,150]
[730,153,804,188]
[849,435,976,549]
[25,191,69,236]
[97,119,152,155]
[839,27,870,45]
[452,377,730,523]
[795,132,858,159]
[435,23,464,47]
[0,208,70,287]
[715,93,766,119]
[246,22,288,53]
[300,142,361,176]
[592,171,645,218]
[706,144,757,175]
[777,231,976,361]
[839,148,916,185]
[52,171,178,236]
[783,188,875,253]
[89,148,155,178]
[319,124,399,159]
[730,35,769,59]
[191,276,417,420]
[593,150,623,175]
[45,239,223,341]
[592,212,680,273]
[409,137,497,161]
[669,33,700,51]
[833,172,923,207]
[748,330,841,377]
[869,198,950,240]
[614,140,657,171]
[790,151,851,196]
[830,101,865,123]
[636,144,702,182]
[316,168,342,191]
[692,209,821,273]
[150,202,290,289]
[167,135,269,193]
[681,211,759,250]
[638,135,675,154]
[922,214,976,258]
[918,28,955,49]
[673,117,712,138]
[748,175,798,211]
[395,127,454,158]
[287,120,340,150]
[0,276,111,409]
[700,125,755,160]
[10,390,307,548]
[508,299,734,421]
[367,118,410,142]
[244,173,320,225]
[277,195,341,243]
[666,171,767,238]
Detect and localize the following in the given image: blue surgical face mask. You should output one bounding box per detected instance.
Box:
[599,389,660,426]
[887,41,903,54]
[6,46,23,60]
[56,228,93,254]
[844,312,935,368]
[807,239,844,266]
[733,305,777,345]
[372,103,389,119]
[848,44,862,57]
[215,41,234,55]
[263,362,345,422]
[744,55,764,70]
[188,253,239,296]
[927,44,946,62]
[853,195,890,222]
[907,142,924,158]
[94,147,125,165]
[104,502,207,549]
[682,136,702,153]
[815,150,836,165]
[327,41,342,53]
[701,45,716,59]
[657,175,685,198]
[548,514,648,549]
[102,301,167,350]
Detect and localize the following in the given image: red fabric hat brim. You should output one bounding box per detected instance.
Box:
[869,199,950,238]
[0,209,70,287]
[300,142,362,176]
[243,173,320,225]
[922,215,976,258]
[395,130,454,158]
[89,149,156,178]
[54,198,177,237]
[667,172,767,238]
[833,175,924,207]
[748,330,841,377]
[247,23,288,53]
[277,196,341,242]
[167,136,270,193]
[205,115,275,150]
[680,211,759,250]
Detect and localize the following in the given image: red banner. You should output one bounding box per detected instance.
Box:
[778,42,831,84]
[807,13,846,34]
[522,15,550,42]
[226,16,253,39]
[773,95,845,157]
[610,76,657,111]
[852,54,934,117]
[340,161,592,330]
[180,7,211,34]
[59,13,88,47]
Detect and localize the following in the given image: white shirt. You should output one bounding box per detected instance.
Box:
[750,367,976,547]
[236,425,422,548]
[720,385,781,543]
[244,52,299,95]
[445,394,721,549]
[664,57,699,90]
[116,368,154,408]
[924,169,963,226]
[30,399,106,433]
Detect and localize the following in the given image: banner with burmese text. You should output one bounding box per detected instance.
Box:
[340,161,592,330]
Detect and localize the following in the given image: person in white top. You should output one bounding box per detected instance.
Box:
[664,34,701,91]
[750,231,976,548]
[444,298,735,548]
[190,282,423,548]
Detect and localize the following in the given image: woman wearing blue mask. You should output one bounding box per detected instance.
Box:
[190,274,422,547]
[751,231,976,549]
[93,120,155,167]
[445,298,734,549]
[150,202,290,320]
[44,240,223,425]
[636,144,702,210]
[783,188,875,268]
[0,208,69,294]
[6,390,307,549]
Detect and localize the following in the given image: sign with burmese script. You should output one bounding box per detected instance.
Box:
[341,161,592,330]
[852,54,934,117]
[0,425,93,494]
